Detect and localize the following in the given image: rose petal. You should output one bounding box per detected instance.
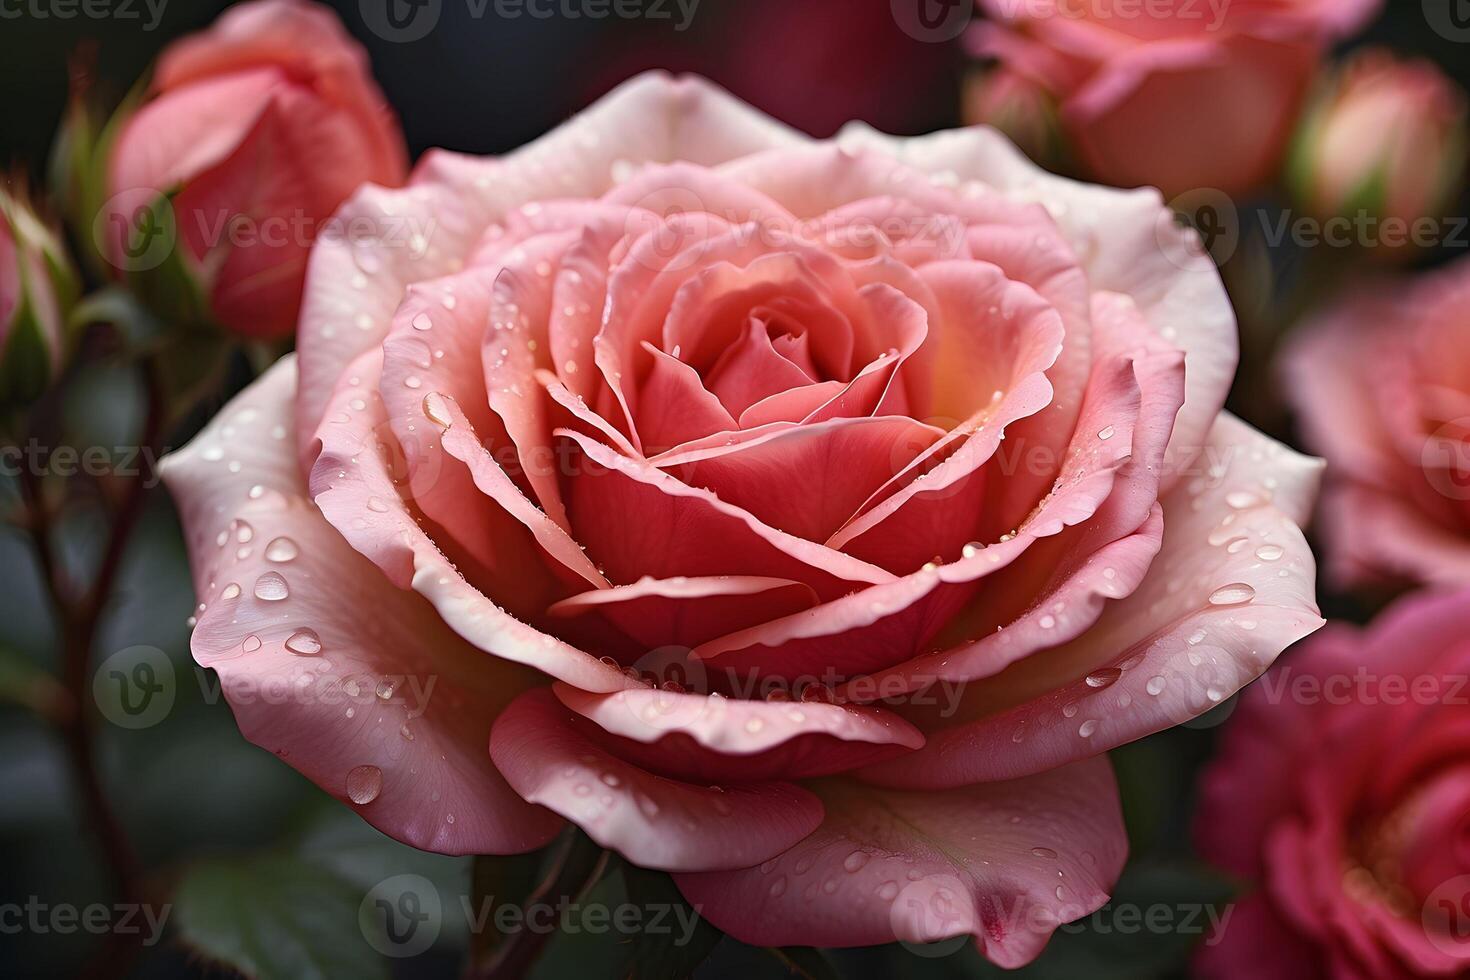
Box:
[490,689,823,872]
[161,357,555,855]
[674,757,1126,967]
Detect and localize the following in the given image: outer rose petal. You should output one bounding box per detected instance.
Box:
[835,122,1236,486]
[296,72,804,452]
[863,414,1324,787]
[160,357,556,854]
[674,756,1127,968]
[490,690,823,872]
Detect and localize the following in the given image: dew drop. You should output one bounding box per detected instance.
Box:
[1097,425,1115,441]
[1255,544,1284,561]
[1085,667,1122,689]
[1032,847,1058,859]
[843,850,871,873]
[346,765,382,805]
[221,582,242,600]
[1146,675,1167,696]
[265,537,299,562]
[1078,719,1099,738]
[1208,583,1256,606]
[285,628,323,656]
[254,572,289,602]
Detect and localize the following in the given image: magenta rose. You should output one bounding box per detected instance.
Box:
[1284,257,1470,590]
[971,0,1381,197]
[163,74,1322,962]
[1196,588,1470,978]
[104,0,407,339]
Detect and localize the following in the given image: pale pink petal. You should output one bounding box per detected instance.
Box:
[552,682,921,782]
[309,349,633,694]
[835,123,1237,484]
[635,342,738,452]
[297,72,804,453]
[490,689,823,872]
[161,357,555,855]
[863,415,1323,787]
[674,758,1127,968]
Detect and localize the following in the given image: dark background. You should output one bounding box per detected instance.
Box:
[0,1,1463,978]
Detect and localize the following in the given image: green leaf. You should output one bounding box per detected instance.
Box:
[174,855,388,980]
[621,863,724,979]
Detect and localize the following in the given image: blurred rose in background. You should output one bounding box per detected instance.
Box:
[970,0,1382,196]
[1283,257,1470,591]
[1288,48,1467,258]
[0,184,75,408]
[100,0,407,338]
[1196,588,1470,978]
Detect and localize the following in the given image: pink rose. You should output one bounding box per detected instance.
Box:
[163,74,1322,962]
[1284,258,1470,590]
[104,0,408,339]
[971,0,1382,197]
[1196,588,1470,978]
[1289,49,1467,253]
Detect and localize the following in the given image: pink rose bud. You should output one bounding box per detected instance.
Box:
[1290,49,1467,249]
[0,185,77,408]
[102,0,408,339]
[962,66,1063,167]
[970,0,1383,198]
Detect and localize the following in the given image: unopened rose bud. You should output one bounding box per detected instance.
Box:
[1290,49,1467,254]
[0,185,78,409]
[962,67,1064,168]
[97,0,408,339]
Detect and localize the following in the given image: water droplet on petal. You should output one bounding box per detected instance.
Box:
[1208,583,1256,606]
[346,765,382,805]
[254,572,289,602]
[285,628,323,656]
[1255,544,1284,561]
[265,537,299,562]
[1085,667,1122,689]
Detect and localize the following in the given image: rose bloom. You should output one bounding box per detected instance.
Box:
[1284,257,1470,590]
[1290,49,1467,251]
[105,0,407,338]
[1196,588,1470,978]
[970,0,1381,197]
[164,74,1322,961]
